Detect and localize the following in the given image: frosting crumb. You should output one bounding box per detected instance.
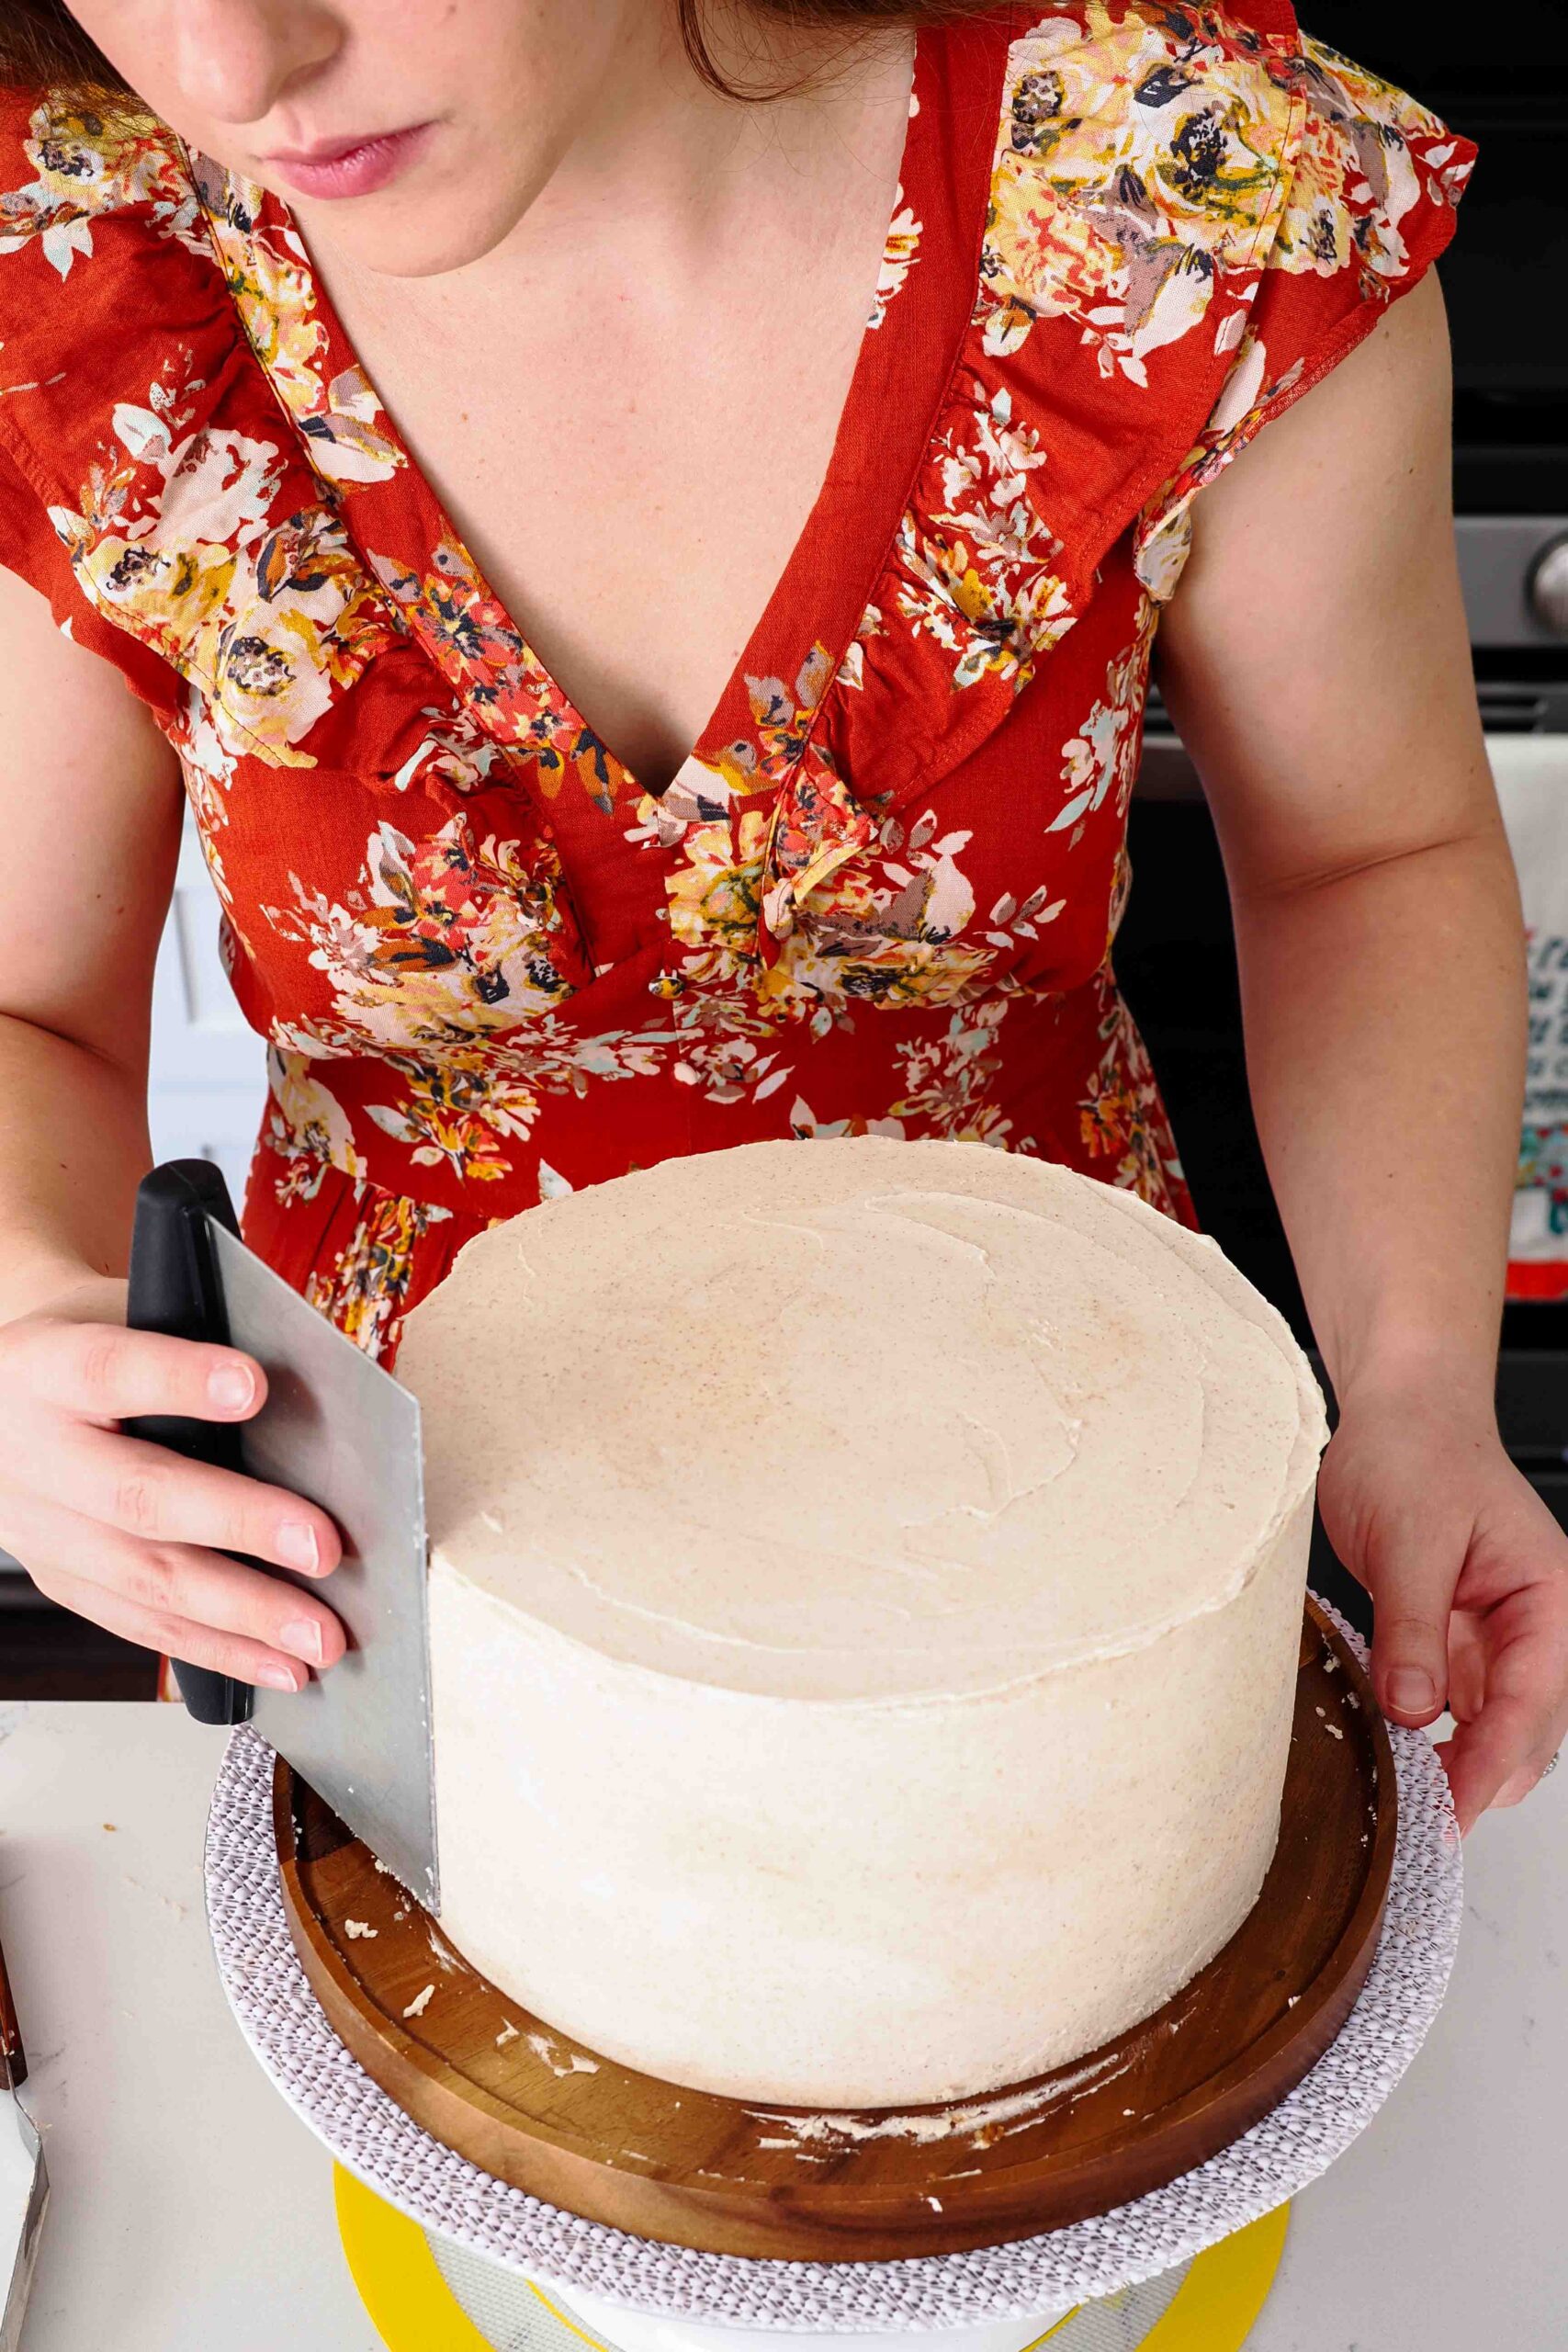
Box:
[525,2029,600,2076]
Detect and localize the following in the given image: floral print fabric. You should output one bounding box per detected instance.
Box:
[0,5,1473,1359]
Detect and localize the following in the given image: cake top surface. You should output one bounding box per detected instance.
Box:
[397,1138,1326,1702]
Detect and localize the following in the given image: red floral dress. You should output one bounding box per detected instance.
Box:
[0,4,1472,1360]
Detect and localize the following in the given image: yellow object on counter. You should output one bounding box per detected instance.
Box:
[333,2164,1289,2352]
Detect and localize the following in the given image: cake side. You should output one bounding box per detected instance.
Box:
[426,1476,1312,2106]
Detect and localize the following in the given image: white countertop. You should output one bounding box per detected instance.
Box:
[0,1700,1562,2351]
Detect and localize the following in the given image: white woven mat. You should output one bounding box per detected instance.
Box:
[204,1603,1463,2330]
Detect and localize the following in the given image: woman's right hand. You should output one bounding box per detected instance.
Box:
[0,1279,345,1690]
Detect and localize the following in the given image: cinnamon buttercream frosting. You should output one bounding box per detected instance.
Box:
[397,1137,1326,2106]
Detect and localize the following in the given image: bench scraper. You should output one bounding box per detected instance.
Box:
[126,1159,440,1910]
[0,1930,46,2352]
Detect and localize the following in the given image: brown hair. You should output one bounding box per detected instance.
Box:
[0,0,1003,109]
[677,1,1000,99]
[0,2,118,101]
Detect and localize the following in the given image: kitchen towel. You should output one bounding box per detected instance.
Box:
[1493,734,1568,1299]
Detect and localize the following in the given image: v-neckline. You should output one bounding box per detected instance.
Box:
[238,34,929,809]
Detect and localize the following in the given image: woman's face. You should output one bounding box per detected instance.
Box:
[68,0,656,274]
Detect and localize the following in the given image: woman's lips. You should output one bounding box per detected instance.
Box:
[264,120,435,200]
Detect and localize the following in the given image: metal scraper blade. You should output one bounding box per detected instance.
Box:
[0,2090,46,2352]
[209,1221,440,1911]
[0,1922,45,2352]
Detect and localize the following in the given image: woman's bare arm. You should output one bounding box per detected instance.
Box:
[1156,271,1567,1827]
[0,564,343,1680]
[0,565,181,1317]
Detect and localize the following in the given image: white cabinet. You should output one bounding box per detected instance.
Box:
[147,815,267,1207]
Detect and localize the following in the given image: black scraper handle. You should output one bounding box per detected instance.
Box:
[125,1160,256,1728]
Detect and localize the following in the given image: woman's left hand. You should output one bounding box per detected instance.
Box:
[1316,1379,1568,1834]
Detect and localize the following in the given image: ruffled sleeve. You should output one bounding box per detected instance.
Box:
[1134,37,1477,598]
[0,410,184,710]
[0,87,442,769]
[0,87,221,718]
[0,424,74,616]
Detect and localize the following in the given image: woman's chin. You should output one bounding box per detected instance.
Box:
[275,146,546,279]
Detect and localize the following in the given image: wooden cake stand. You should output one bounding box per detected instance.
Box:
[275,1595,1395,2264]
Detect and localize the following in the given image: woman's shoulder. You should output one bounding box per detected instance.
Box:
[908,5,1475,612]
[975,1,1472,375]
[0,85,214,285]
[0,87,303,701]
[0,86,242,501]
[0,87,275,552]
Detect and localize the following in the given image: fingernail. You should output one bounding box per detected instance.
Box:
[280,1618,323,1667]
[276,1521,321,1575]
[1388,1667,1438,1714]
[255,1659,302,1692]
[208,1363,254,1413]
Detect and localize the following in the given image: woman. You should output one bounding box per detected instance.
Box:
[0,0,1559,1829]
